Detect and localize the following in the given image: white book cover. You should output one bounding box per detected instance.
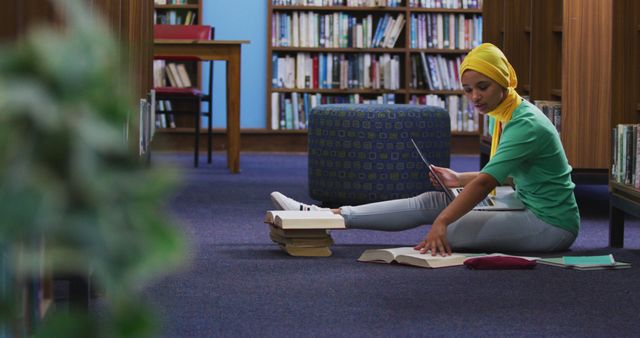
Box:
[166,63,183,88]
[292,12,299,47]
[356,24,363,48]
[296,53,306,89]
[271,92,280,130]
[436,14,444,49]
[333,12,340,48]
[265,210,345,230]
[285,55,295,89]
[305,54,313,88]
[176,64,192,88]
[385,14,404,48]
[363,53,371,88]
[300,12,307,47]
[380,17,396,48]
[277,57,286,88]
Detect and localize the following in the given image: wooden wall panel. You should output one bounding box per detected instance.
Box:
[0,0,153,151]
[530,0,562,100]
[481,0,504,48]
[0,1,20,41]
[610,0,640,126]
[124,0,153,104]
[562,0,613,169]
[501,0,531,95]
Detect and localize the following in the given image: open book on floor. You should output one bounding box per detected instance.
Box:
[537,254,632,270]
[265,210,345,230]
[357,247,472,269]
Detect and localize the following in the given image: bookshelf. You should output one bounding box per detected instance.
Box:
[153,0,204,133]
[480,0,563,167]
[483,0,640,245]
[0,0,155,333]
[608,0,640,248]
[266,0,483,142]
[154,0,202,25]
[481,0,639,175]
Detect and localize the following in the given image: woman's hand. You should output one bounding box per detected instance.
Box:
[414,221,451,256]
[429,166,460,188]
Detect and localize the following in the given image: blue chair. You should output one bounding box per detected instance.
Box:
[308,104,451,207]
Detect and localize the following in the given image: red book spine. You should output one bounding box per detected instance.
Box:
[312,55,319,89]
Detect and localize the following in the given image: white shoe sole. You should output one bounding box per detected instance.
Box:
[270,192,290,210]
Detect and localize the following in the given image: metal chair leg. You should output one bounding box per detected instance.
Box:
[207,112,212,163]
[194,103,200,168]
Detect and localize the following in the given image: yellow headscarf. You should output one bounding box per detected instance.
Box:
[459,43,522,161]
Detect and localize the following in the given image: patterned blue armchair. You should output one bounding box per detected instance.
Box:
[308,104,451,207]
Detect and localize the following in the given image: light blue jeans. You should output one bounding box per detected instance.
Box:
[340,191,576,252]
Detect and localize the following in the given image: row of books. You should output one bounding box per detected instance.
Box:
[155,100,177,129]
[270,92,396,130]
[408,0,482,9]
[272,0,481,8]
[411,52,463,91]
[140,98,153,156]
[410,13,482,50]
[482,99,562,139]
[154,10,197,25]
[272,12,404,48]
[533,100,562,136]
[408,94,478,132]
[611,123,640,189]
[154,0,190,4]
[153,60,193,88]
[272,53,401,90]
[273,0,402,7]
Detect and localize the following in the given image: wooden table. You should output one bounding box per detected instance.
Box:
[154,39,249,173]
[609,181,640,247]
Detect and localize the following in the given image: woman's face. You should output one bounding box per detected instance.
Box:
[461,70,506,113]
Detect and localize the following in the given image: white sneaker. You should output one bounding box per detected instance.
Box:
[270,191,328,211]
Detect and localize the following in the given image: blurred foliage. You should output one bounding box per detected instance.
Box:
[0,0,185,336]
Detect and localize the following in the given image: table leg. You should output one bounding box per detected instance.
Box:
[609,197,625,248]
[226,46,241,173]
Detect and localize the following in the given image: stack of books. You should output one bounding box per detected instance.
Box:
[264,210,346,257]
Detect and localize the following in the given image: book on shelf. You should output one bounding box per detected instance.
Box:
[176,64,192,87]
[611,123,639,188]
[153,60,167,87]
[537,254,632,270]
[382,13,404,48]
[165,63,183,87]
[265,210,346,230]
[357,247,469,269]
[533,100,562,136]
[155,100,176,129]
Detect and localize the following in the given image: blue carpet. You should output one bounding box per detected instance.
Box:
[143,152,640,337]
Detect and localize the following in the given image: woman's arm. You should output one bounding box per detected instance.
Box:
[415,173,499,256]
[430,166,480,187]
[457,171,481,187]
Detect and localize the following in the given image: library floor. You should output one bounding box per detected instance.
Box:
[106,152,640,337]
